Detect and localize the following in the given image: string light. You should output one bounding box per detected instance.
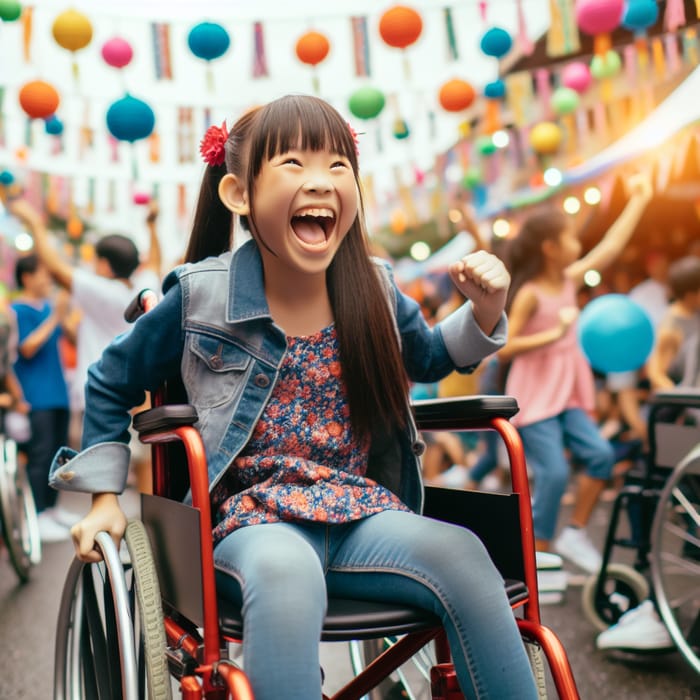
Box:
[410,241,431,261]
[492,218,511,237]
[584,269,601,287]
[563,196,581,214]
[584,186,601,205]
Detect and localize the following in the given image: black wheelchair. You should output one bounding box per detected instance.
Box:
[581,388,700,675]
[53,291,580,699]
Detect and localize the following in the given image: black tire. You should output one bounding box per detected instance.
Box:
[650,445,700,675]
[581,563,650,632]
[0,436,40,583]
[54,522,172,699]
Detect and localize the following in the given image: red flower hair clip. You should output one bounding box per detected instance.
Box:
[347,122,360,156]
[200,121,228,167]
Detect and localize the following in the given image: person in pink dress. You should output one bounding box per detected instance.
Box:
[498,174,654,573]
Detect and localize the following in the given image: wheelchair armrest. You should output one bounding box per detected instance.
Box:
[132,404,199,436]
[648,388,700,411]
[411,395,519,432]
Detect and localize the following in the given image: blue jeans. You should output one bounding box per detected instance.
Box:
[518,408,615,541]
[213,510,537,700]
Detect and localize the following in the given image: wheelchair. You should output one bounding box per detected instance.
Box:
[54,291,580,699]
[0,410,40,583]
[581,388,700,674]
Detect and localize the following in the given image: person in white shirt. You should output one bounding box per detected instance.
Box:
[7,199,162,493]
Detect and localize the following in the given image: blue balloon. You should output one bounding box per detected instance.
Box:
[45,115,63,135]
[623,0,658,31]
[188,22,230,61]
[0,170,14,185]
[106,94,155,143]
[578,294,654,373]
[480,27,513,58]
[484,80,506,100]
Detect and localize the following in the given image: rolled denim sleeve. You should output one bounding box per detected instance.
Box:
[49,443,131,494]
[439,305,507,369]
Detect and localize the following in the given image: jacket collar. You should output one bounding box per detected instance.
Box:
[226,239,273,324]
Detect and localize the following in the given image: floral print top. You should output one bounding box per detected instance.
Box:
[211,324,410,544]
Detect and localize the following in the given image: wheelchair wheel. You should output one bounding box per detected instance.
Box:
[523,639,548,699]
[54,520,172,699]
[348,637,435,699]
[581,563,650,631]
[0,435,40,583]
[650,445,700,675]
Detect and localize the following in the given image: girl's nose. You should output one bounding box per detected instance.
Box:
[302,176,332,194]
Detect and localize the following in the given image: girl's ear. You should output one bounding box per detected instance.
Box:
[218,173,250,216]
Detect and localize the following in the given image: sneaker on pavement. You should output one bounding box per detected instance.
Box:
[596,601,674,651]
[536,551,564,570]
[553,526,602,574]
[37,511,71,543]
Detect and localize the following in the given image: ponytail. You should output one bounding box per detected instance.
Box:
[184,164,232,263]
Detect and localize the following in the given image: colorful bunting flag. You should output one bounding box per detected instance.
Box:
[151,23,173,80]
[252,21,269,78]
[351,16,371,77]
[547,0,580,57]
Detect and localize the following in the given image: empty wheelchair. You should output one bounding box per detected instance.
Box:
[53,292,580,699]
[582,388,700,674]
[0,410,40,583]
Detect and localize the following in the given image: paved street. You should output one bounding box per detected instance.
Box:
[1,490,699,699]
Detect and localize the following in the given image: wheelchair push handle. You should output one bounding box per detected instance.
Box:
[124,289,159,324]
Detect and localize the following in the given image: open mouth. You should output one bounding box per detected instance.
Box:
[291,208,335,246]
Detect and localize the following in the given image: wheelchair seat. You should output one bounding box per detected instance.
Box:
[217,581,529,642]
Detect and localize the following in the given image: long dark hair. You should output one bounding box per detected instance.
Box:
[502,209,569,312]
[185,95,409,440]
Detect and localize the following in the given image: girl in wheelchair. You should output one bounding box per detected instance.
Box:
[49,94,539,700]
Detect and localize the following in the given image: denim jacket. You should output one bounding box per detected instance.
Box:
[49,240,507,514]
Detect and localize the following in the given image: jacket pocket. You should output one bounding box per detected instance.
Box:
[187,333,252,408]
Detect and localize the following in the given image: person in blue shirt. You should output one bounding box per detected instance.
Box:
[49,94,538,699]
[12,253,72,542]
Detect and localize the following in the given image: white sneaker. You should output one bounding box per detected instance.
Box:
[553,526,602,574]
[596,601,674,651]
[37,511,71,543]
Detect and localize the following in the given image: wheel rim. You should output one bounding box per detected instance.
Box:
[0,437,36,581]
[581,563,650,631]
[53,524,172,700]
[651,445,700,675]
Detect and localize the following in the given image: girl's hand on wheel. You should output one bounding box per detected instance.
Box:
[71,493,127,563]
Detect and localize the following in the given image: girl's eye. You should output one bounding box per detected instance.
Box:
[331,160,348,169]
[284,157,302,166]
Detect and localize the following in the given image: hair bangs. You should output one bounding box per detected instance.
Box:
[249,95,358,179]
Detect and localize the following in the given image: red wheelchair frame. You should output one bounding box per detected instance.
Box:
[73,289,581,699]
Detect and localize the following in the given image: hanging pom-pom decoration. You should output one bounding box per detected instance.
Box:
[19,79,60,119]
[0,1,22,21]
[106,94,156,181]
[378,5,423,81]
[102,36,134,69]
[187,22,231,92]
[575,0,624,57]
[479,27,512,134]
[622,0,658,72]
[561,61,592,94]
[51,8,93,83]
[294,30,330,94]
[348,86,386,153]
